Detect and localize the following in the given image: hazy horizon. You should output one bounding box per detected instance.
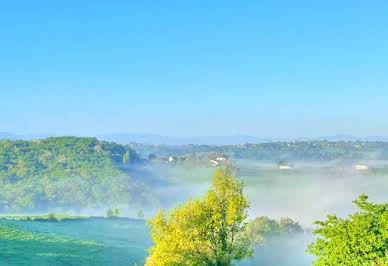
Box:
[4,131,388,145]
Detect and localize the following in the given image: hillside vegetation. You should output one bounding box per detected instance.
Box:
[0,137,149,212]
[130,141,388,162]
[2,137,388,213]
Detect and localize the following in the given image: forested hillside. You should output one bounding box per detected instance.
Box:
[130,141,388,162]
[0,137,149,212]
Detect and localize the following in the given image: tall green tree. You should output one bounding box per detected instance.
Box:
[308,195,388,265]
[123,151,130,163]
[106,209,113,217]
[137,209,144,219]
[146,167,252,265]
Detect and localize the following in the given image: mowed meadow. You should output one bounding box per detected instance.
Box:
[0,218,151,265]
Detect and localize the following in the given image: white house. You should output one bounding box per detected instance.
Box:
[355,164,368,171]
[209,160,219,167]
[279,165,292,170]
[216,156,227,161]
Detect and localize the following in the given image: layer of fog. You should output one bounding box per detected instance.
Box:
[137,159,388,265]
[241,160,388,226]
[12,159,386,265]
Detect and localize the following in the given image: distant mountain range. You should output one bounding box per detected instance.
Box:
[0,132,58,140]
[2,132,388,145]
[97,133,388,145]
[97,133,269,145]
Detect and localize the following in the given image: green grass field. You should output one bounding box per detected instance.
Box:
[0,218,151,265]
[0,217,313,266]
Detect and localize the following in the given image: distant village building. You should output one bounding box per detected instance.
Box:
[151,157,173,163]
[355,164,368,171]
[279,165,292,170]
[209,160,219,167]
[216,156,227,161]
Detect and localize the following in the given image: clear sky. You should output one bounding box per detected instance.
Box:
[1,1,388,138]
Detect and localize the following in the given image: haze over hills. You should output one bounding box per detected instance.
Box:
[96,133,270,145]
[3,132,388,145]
[85,133,388,145]
[0,132,59,140]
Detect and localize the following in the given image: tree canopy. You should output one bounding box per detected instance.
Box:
[130,140,388,162]
[146,168,251,265]
[0,137,149,212]
[308,195,388,265]
[245,216,303,244]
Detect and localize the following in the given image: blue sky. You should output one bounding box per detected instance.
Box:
[1,1,388,138]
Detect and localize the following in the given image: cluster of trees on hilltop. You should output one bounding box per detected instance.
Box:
[0,137,151,212]
[245,216,303,244]
[129,141,388,162]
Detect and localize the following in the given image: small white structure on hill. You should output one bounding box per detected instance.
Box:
[279,165,292,170]
[216,156,227,161]
[209,160,219,167]
[355,164,368,171]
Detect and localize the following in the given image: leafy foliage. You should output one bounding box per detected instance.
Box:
[137,209,144,219]
[245,216,303,243]
[308,195,388,265]
[146,168,251,265]
[131,141,388,162]
[0,137,149,212]
[106,209,114,217]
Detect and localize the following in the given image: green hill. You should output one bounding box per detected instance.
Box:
[0,137,150,212]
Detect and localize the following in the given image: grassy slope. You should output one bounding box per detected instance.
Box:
[0,222,102,265]
[0,218,151,266]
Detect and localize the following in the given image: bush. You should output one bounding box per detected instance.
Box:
[106,209,113,217]
[308,195,388,265]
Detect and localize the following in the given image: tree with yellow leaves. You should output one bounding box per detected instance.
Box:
[146,167,252,265]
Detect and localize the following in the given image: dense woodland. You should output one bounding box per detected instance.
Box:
[130,141,388,162]
[0,137,150,212]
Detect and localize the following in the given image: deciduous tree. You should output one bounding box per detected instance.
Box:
[308,195,388,265]
[146,167,252,265]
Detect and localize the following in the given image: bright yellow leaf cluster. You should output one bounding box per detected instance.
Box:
[146,167,252,266]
